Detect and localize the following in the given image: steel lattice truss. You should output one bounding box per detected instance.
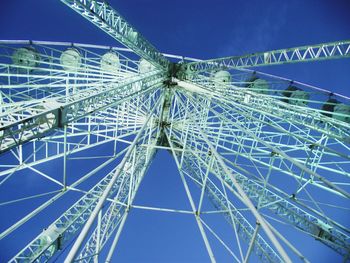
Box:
[0,1,350,262]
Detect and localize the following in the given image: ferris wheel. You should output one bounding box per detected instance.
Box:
[0,1,350,262]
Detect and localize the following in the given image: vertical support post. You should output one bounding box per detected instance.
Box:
[194,123,291,263]
[265,220,310,263]
[64,95,162,263]
[173,92,292,263]
[166,130,216,263]
[94,210,102,263]
[0,89,2,113]
[63,124,68,188]
[105,140,157,261]
[244,222,260,263]
[197,155,214,213]
[105,207,129,263]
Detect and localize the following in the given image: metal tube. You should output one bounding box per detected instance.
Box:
[64,94,161,263]
[265,220,310,263]
[166,130,216,263]
[174,93,292,263]
[244,222,260,263]
[63,124,68,188]
[196,123,291,263]
[105,211,129,263]
[105,137,158,262]
[0,148,127,240]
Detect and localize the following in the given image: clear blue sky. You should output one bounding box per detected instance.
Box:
[0,0,349,262]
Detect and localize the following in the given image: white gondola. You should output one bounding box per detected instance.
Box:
[283,86,309,106]
[60,48,82,71]
[333,103,350,123]
[12,47,40,69]
[213,70,231,89]
[38,225,62,255]
[100,51,120,73]
[249,78,269,94]
[138,58,155,73]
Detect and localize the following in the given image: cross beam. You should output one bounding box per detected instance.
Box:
[0,71,164,154]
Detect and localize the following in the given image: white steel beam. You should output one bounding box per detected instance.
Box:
[186,40,350,73]
[60,0,170,69]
